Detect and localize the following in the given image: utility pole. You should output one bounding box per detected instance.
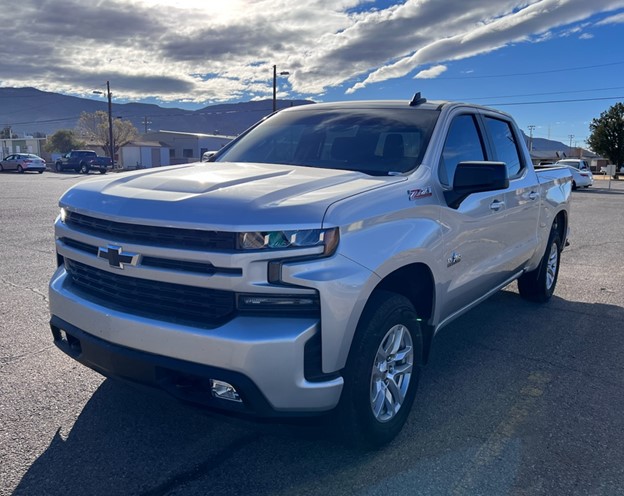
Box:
[568,134,574,150]
[272,65,290,112]
[106,81,115,168]
[528,125,535,151]
[143,116,152,133]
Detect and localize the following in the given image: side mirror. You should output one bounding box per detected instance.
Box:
[444,161,509,209]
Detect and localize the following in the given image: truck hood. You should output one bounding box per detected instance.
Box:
[60,162,405,230]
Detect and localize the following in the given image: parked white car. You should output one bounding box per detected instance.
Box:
[553,159,593,189]
[0,153,46,173]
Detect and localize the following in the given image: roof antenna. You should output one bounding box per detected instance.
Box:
[409,92,427,106]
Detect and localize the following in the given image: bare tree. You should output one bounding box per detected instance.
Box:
[76,111,139,157]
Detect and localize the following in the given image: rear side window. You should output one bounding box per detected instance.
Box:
[484,117,524,179]
[439,114,485,186]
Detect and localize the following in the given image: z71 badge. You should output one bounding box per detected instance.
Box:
[408,187,432,201]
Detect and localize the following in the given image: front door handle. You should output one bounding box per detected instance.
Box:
[490,200,505,212]
[528,191,539,201]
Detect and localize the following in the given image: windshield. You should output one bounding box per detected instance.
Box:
[215,107,439,176]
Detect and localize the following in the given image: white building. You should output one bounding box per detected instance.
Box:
[1,137,47,159]
[141,131,235,164]
[118,140,171,169]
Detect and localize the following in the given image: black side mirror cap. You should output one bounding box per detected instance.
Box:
[444,161,509,209]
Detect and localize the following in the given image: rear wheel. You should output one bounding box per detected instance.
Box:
[55,162,63,173]
[518,228,562,303]
[0,164,4,172]
[337,290,422,448]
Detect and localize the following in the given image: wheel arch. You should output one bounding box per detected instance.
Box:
[553,209,568,246]
[374,262,436,365]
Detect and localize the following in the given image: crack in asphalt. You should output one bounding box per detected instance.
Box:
[138,433,260,496]
[0,345,55,366]
[0,277,48,303]
[468,340,624,389]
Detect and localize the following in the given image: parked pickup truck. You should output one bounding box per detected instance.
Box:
[55,150,112,174]
[49,97,572,447]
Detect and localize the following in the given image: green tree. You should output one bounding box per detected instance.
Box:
[44,129,85,153]
[0,127,17,139]
[76,111,138,158]
[587,102,624,177]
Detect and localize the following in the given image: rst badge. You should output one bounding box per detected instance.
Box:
[407,187,432,201]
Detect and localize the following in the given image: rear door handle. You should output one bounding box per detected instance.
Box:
[490,200,505,211]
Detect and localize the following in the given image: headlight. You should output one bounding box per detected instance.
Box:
[60,207,68,223]
[238,227,339,256]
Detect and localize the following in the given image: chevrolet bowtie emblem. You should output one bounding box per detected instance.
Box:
[97,245,139,269]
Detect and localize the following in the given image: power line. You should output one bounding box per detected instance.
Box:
[490,95,624,106]
[439,60,624,80]
[460,85,624,101]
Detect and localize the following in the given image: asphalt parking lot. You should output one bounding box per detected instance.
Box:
[1,171,624,496]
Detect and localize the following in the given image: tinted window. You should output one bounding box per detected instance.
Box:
[484,117,523,178]
[216,108,440,176]
[439,114,485,186]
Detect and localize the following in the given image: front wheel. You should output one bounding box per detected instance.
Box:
[79,163,89,174]
[17,165,24,173]
[337,290,422,448]
[55,162,62,173]
[518,229,562,303]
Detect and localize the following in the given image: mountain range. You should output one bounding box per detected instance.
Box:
[0,87,574,152]
[0,87,312,138]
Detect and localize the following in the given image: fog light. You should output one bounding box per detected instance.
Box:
[210,380,242,403]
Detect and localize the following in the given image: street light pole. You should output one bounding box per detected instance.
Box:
[106,81,115,168]
[272,65,290,112]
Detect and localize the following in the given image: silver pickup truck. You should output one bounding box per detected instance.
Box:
[49,97,572,447]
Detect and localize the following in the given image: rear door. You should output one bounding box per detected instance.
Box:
[481,114,541,273]
[436,109,539,321]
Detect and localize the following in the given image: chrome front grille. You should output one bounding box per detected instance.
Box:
[65,211,237,251]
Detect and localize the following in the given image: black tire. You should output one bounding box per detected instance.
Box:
[38,170,44,174]
[518,229,562,303]
[572,181,577,190]
[0,164,4,172]
[99,168,107,174]
[80,163,89,174]
[55,162,63,173]
[337,290,422,449]
[17,165,24,173]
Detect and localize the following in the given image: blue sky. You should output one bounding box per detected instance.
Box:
[1,0,624,147]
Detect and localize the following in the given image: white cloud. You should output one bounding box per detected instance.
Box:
[579,32,594,38]
[596,12,624,23]
[414,65,448,79]
[0,0,623,103]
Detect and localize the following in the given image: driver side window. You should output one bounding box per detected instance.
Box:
[439,114,485,186]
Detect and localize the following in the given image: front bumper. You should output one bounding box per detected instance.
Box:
[49,267,343,416]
